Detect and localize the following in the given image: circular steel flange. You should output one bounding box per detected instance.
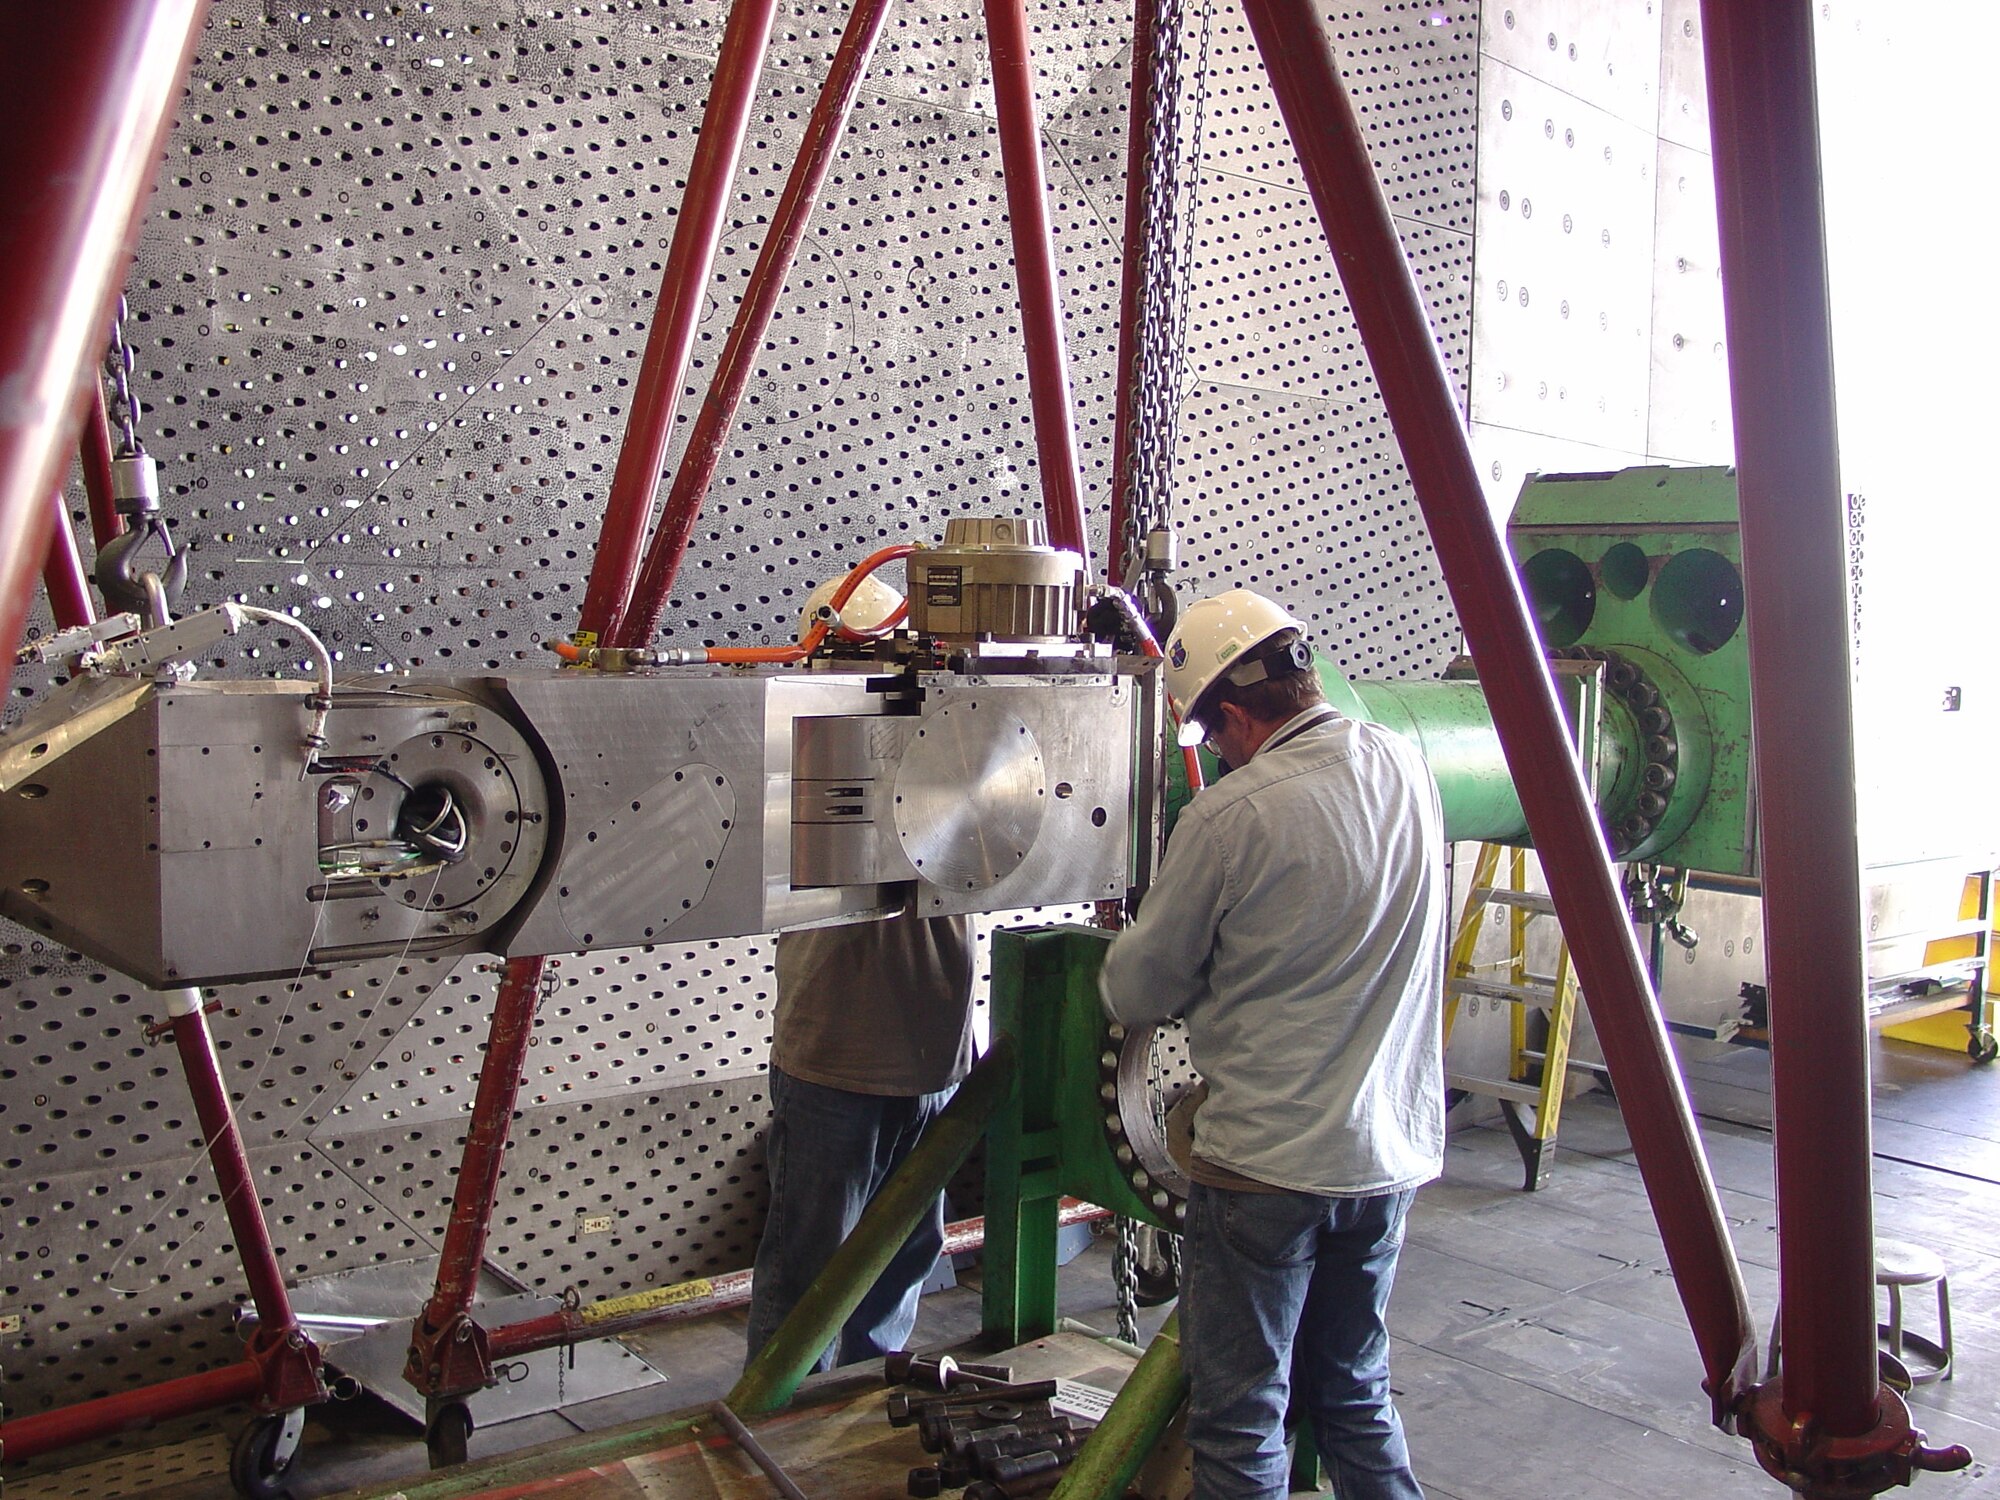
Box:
[378,728,537,912]
[892,702,1047,891]
[1102,1019,1201,1220]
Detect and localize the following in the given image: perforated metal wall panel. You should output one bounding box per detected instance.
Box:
[0,0,1473,1433]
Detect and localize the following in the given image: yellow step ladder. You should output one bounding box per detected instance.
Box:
[1444,843,1591,1191]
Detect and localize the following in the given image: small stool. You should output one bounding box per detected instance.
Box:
[1876,1238,1953,1385]
[1761,1239,1954,1385]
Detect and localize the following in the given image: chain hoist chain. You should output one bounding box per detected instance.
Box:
[1120,0,1215,604]
[106,295,144,458]
[1113,1214,1141,1346]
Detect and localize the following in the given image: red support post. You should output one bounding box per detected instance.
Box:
[1106,0,1161,587]
[574,0,781,647]
[1700,0,1874,1433]
[1701,3,1969,1490]
[41,492,97,631]
[0,2,210,703]
[981,0,1093,574]
[0,1360,263,1464]
[615,0,896,650]
[166,989,326,1413]
[1234,0,1759,1417]
[80,379,125,553]
[404,956,550,1401]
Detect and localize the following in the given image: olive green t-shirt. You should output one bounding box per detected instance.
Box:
[771,913,976,1096]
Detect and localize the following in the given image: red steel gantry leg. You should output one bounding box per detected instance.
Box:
[0,990,326,1463]
[41,491,97,631]
[1234,0,1762,1417]
[1701,1,1968,1490]
[403,956,551,1403]
[1107,0,1162,588]
[982,0,1094,573]
[616,0,896,651]
[573,0,782,650]
[0,2,209,701]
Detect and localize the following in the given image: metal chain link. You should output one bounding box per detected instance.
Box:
[1113,1213,1141,1345]
[106,295,144,458]
[1119,0,1214,594]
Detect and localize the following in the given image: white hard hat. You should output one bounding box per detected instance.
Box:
[799,571,905,637]
[1163,588,1310,746]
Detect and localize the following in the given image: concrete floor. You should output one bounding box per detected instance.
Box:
[12,1034,1998,1499]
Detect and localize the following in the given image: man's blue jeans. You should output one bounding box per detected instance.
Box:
[1183,1181,1422,1500]
[744,1065,954,1373]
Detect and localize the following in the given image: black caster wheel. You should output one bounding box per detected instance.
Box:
[426,1401,474,1469]
[1970,1030,1998,1065]
[230,1409,305,1500]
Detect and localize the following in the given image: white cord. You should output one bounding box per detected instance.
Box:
[233,604,335,776]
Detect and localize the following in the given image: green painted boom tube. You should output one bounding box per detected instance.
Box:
[1165,653,1531,844]
[1350,677,1528,844]
[729,1036,1018,1416]
[1049,1309,1188,1500]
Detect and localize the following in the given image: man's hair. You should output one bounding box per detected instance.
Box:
[1203,655,1324,727]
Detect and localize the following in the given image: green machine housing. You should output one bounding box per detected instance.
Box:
[1511,463,1754,878]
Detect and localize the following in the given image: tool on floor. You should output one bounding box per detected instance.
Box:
[886,1351,1018,1390]
[887,1380,1062,1426]
[710,1399,812,1500]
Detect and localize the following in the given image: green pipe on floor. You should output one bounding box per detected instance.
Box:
[729,1036,1020,1416]
[1049,1308,1187,1500]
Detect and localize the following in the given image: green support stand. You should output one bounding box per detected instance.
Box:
[983,926,1171,1346]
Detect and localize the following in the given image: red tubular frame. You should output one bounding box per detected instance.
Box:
[80,380,124,552]
[1699,0,1876,1435]
[574,0,781,646]
[1700,6,1968,1489]
[41,492,97,630]
[0,1361,262,1464]
[981,0,1093,572]
[1235,0,1758,1416]
[1106,0,1161,586]
[169,997,326,1413]
[404,956,550,1401]
[0,2,209,702]
[617,0,895,651]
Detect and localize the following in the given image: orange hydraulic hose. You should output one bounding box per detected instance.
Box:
[562,544,919,668]
[1121,601,1206,795]
[707,543,917,662]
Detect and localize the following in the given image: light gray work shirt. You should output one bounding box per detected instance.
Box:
[773,912,975,1097]
[1099,707,1448,1196]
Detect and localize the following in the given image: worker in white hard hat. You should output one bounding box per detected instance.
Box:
[1101,587,1448,1500]
[745,572,976,1374]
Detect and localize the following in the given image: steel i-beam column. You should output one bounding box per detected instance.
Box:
[981,0,1093,573]
[616,0,895,650]
[0,2,210,700]
[574,0,780,646]
[1234,0,1758,1415]
[1701,2,1969,1489]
